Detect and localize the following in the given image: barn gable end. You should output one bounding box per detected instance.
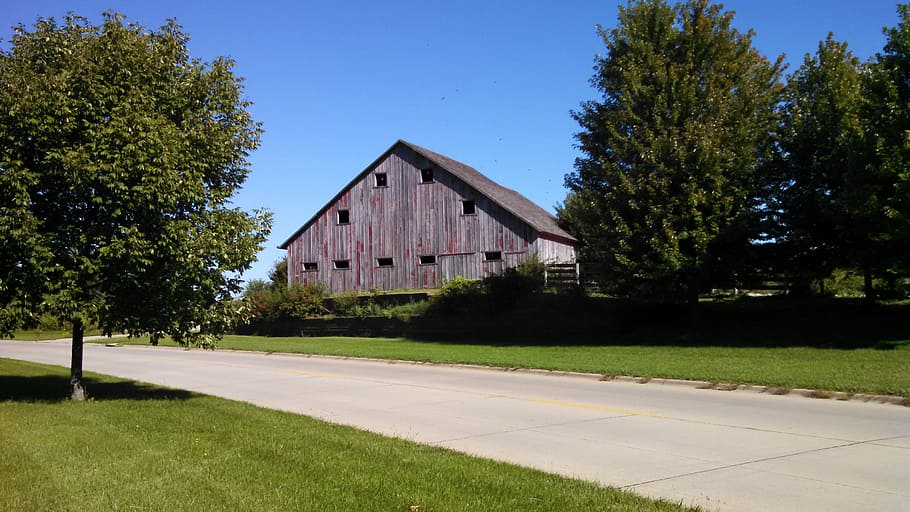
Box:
[280,140,576,292]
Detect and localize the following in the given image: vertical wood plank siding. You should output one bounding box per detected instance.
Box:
[535,238,577,263]
[287,145,575,292]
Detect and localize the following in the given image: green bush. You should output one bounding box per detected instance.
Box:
[244,279,280,322]
[486,257,545,305]
[432,277,484,315]
[331,290,391,318]
[332,290,361,316]
[38,313,67,331]
[440,276,482,297]
[385,300,431,319]
[279,283,329,319]
[516,254,546,287]
[431,261,549,317]
[821,268,906,298]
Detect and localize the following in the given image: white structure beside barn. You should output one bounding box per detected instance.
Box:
[279,140,577,292]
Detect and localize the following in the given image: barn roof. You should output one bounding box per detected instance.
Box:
[278,140,576,249]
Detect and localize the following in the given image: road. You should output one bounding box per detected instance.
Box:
[1,340,907,512]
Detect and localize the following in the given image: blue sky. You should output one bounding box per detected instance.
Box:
[1,0,902,283]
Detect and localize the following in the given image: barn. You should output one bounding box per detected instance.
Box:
[279,140,577,292]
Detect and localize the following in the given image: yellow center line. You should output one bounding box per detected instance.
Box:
[531,398,663,418]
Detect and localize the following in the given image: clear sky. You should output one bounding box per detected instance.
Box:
[1,0,903,283]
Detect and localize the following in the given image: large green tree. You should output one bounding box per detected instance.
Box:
[861,3,910,294]
[563,0,783,302]
[0,13,271,399]
[774,34,864,294]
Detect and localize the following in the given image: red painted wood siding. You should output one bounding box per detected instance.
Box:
[287,145,571,292]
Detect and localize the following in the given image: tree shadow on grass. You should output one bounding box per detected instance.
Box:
[0,374,196,403]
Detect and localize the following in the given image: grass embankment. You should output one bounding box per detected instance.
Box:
[116,334,910,397]
[0,358,694,512]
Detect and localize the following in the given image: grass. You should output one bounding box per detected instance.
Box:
[6,328,104,341]
[0,358,696,512]
[110,334,910,397]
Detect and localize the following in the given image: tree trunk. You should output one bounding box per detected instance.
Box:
[687,282,700,338]
[863,266,874,302]
[70,318,87,401]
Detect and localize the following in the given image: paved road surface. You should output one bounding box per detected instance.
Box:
[1,340,907,511]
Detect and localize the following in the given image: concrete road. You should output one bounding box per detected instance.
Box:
[1,340,908,512]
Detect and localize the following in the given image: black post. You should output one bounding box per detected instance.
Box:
[70,318,87,401]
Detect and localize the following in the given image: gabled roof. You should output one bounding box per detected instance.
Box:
[278,140,576,249]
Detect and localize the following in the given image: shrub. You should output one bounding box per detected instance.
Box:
[432,277,483,315]
[822,268,901,298]
[243,279,280,322]
[482,256,546,311]
[279,283,329,319]
[431,262,548,316]
[440,276,482,297]
[516,254,546,288]
[331,290,390,318]
[332,290,360,316]
[38,313,67,331]
[385,300,431,319]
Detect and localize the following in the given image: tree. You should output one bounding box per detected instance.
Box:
[774,34,864,295]
[0,13,271,400]
[242,258,291,325]
[563,0,783,302]
[268,256,289,292]
[862,3,910,296]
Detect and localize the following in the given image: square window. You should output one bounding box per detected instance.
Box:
[303,262,318,271]
[337,209,350,224]
[484,251,502,262]
[418,255,436,265]
[462,199,476,215]
[376,257,394,267]
[420,168,434,183]
[333,259,350,270]
[374,173,387,187]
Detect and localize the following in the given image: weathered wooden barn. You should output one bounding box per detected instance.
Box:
[279,140,577,292]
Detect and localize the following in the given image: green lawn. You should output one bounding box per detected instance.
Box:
[0,358,695,512]
[7,328,103,341]
[111,334,910,397]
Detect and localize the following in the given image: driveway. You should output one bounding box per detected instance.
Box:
[1,340,908,512]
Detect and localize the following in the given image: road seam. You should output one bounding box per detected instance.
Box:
[429,414,637,445]
[623,435,910,497]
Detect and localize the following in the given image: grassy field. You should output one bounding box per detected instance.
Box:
[0,358,695,512]
[110,334,910,397]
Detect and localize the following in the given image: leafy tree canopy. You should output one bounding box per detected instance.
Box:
[268,256,289,292]
[863,3,910,280]
[0,12,271,398]
[564,0,783,302]
[774,34,864,290]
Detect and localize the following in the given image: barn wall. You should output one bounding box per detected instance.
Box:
[534,237,577,263]
[287,145,571,292]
